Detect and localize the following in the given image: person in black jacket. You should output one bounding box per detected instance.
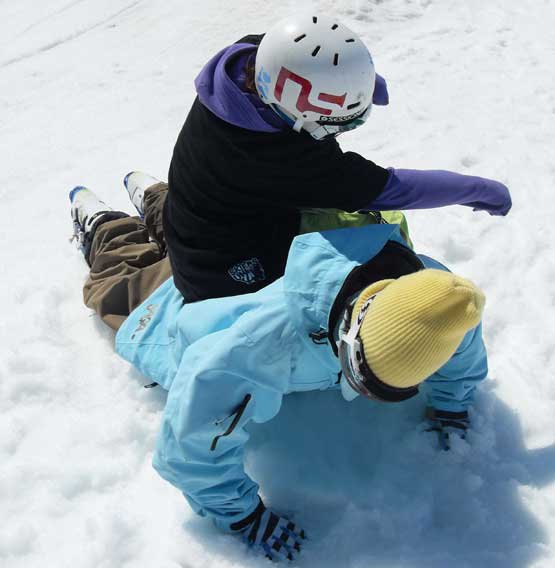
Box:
[132,14,511,303]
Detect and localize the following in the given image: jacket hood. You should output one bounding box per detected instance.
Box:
[195,43,285,132]
[195,42,390,134]
[282,224,406,362]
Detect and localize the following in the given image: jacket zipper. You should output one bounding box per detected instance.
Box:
[210,394,252,451]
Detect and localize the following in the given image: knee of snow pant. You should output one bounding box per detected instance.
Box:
[83,216,172,331]
[143,182,168,252]
[299,208,413,249]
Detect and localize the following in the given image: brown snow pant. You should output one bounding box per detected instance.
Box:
[83,183,172,331]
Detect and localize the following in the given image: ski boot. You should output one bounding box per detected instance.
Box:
[69,186,127,263]
[123,171,161,218]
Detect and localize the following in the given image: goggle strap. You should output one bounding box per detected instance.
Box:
[344,294,375,344]
[338,294,420,402]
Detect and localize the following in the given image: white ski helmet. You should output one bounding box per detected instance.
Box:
[255,14,376,140]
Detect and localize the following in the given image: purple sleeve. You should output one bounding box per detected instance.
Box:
[367,168,512,216]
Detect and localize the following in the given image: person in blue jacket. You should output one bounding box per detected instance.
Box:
[70,184,487,561]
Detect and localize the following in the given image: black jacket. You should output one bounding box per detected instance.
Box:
[164,39,389,302]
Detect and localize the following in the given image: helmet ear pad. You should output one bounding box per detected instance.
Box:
[255,14,376,129]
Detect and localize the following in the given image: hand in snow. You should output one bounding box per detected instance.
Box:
[232,501,306,562]
[469,179,512,216]
[426,408,469,451]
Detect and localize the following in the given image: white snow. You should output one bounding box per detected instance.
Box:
[2,0,555,566]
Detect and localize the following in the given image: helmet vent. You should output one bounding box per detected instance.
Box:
[294,33,307,42]
[347,102,361,110]
[331,24,338,30]
[345,38,355,43]
[312,45,321,57]
[333,53,339,66]
[313,16,317,23]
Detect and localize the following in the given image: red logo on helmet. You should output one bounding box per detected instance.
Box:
[274,67,347,116]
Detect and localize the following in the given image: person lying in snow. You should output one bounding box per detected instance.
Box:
[70,183,487,562]
[153,13,511,305]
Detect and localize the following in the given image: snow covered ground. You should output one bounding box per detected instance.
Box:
[2,0,555,566]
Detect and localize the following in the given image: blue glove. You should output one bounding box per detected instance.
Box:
[231,501,306,562]
[426,408,470,451]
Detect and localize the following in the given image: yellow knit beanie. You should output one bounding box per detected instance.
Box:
[351,269,485,389]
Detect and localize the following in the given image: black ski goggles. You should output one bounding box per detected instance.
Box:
[337,295,419,403]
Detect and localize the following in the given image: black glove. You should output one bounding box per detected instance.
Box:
[426,408,469,451]
[231,500,306,562]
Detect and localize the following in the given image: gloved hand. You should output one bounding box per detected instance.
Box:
[426,408,469,451]
[231,501,306,562]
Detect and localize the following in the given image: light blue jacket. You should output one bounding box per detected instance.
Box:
[115,224,487,530]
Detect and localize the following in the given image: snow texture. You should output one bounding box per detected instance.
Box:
[2,0,555,566]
